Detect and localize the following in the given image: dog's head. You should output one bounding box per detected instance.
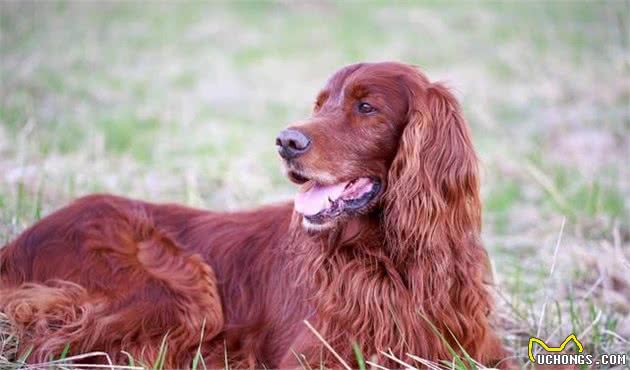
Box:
[277,62,480,236]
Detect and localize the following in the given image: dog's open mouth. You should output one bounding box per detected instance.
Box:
[293,176,381,225]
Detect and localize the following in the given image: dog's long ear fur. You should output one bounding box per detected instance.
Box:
[385,74,481,259]
[384,71,495,360]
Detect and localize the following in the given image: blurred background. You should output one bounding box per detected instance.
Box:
[1,1,628,367]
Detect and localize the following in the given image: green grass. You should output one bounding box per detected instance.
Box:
[1,0,629,369]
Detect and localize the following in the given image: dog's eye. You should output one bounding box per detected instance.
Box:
[357,102,376,114]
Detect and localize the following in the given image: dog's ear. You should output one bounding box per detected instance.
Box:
[384,76,481,259]
[383,72,497,362]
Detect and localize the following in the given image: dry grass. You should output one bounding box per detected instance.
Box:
[0,1,629,369]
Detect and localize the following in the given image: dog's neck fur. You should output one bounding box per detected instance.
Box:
[285,210,492,367]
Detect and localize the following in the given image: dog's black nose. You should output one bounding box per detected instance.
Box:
[276,129,311,160]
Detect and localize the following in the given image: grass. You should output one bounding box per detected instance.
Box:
[1,0,629,369]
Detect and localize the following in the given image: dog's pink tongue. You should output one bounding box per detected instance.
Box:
[294,182,348,216]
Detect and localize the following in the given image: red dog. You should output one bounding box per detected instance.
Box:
[0,62,509,368]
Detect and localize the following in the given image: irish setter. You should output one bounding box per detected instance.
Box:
[0,62,509,368]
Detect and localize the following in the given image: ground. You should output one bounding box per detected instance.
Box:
[0,1,629,369]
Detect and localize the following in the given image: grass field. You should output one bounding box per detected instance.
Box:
[1,1,629,369]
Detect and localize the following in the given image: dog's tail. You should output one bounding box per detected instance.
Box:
[0,280,115,364]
